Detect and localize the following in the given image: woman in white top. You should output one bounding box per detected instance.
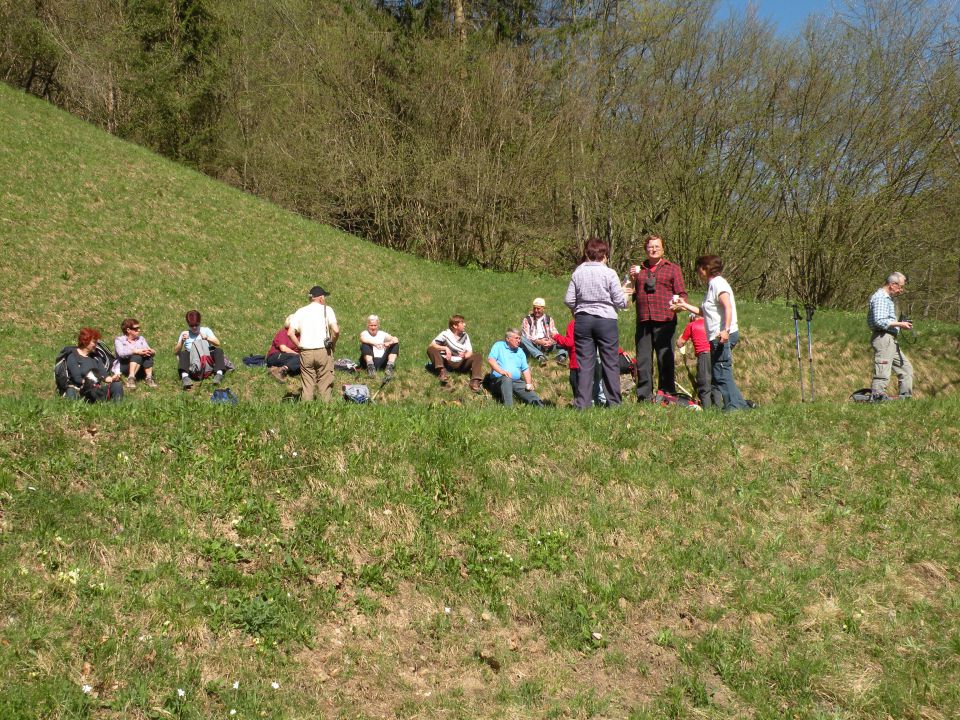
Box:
[359,315,399,380]
[672,255,750,410]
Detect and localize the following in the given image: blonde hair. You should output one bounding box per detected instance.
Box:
[367,315,380,324]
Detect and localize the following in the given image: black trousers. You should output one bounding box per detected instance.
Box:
[573,313,621,409]
[634,320,677,400]
[267,352,301,375]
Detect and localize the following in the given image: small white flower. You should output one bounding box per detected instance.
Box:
[230,710,237,716]
[232,681,239,690]
[271,681,280,690]
[444,607,451,614]
[292,451,298,458]
[177,688,186,698]
[81,684,92,694]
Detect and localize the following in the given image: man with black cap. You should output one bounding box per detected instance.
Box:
[288,285,340,401]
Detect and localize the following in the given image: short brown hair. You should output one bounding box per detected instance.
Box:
[448,314,465,330]
[77,327,100,347]
[185,310,202,325]
[121,317,140,334]
[584,237,609,262]
[695,255,724,278]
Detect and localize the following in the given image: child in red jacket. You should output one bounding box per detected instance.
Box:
[677,314,723,408]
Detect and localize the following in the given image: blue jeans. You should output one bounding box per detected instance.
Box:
[710,331,749,410]
[520,336,568,363]
[494,375,543,407]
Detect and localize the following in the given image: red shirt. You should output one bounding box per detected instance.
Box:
[553,320,579,369]
[268,327,299,356]
[679,317,710,354]
[633,258,687,323]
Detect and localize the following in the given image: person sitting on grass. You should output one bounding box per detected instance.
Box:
[676,313,722,408]
[486,329,544,407]
[66,327,123,403]
[174,310,226,389]
[520,298,567,366]
[266,315,300,382]
[426,314,484,393]
[359,315,399,381]
[114,317,157,389]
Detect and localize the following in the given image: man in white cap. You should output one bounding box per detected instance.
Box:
[520,297,567,366]
[288,285,340,401]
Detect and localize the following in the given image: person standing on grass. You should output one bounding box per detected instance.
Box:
[288,285,340,402]
[676,313,722,408]
[487,329,544,407]
[564,237,628,409]
[520,298,567,366]
[115,318,157,389]
[867,272,913,400]
[671,255,750,411]
[628,234,687,402]
[426,314,484,393]
[553,312,606,407]
[359,314,399,381]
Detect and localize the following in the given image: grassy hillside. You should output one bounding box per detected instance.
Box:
[1,84,959,404]
[2,83,960,719]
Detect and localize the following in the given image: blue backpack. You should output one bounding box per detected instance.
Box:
[211,388,238,404]
[342,384,371,404]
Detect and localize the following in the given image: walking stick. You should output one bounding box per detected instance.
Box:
[804,304,816,402]
[792,305,805,402]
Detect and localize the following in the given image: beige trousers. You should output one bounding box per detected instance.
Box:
[870,331,913,398]
[300,348,333,401]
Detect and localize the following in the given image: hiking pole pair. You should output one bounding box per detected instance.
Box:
[792,304,816,402]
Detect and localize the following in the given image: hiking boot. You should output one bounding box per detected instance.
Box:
[125,377,136,390]
[367,365,377,379]
[556,354,568,366]
[470,378,482,394]
[438,368,449,385]
[269,366,286,383]
[384,365,395,382]
[538,355,548,366]
[181,375,193,390]
[212,371,224,385]
[145,377,157,388]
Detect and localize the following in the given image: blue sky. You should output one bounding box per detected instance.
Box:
[718,0,837,35]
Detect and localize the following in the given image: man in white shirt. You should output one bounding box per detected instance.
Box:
[426,314,484,393]
[288,285,340,401]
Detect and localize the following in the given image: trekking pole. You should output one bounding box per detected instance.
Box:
[792,305,805,402]
[804,304,816,402]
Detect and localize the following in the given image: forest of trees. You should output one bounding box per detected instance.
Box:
[3,0,959,317]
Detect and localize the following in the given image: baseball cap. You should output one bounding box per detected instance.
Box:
[309,285,329,297]
[532,297,546,307]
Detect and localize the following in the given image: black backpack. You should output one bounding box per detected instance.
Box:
[54,342,116,396]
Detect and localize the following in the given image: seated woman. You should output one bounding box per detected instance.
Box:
[114,318,157,389]
[359,315,399,380]
[66,327,124,402]
[266,315,301,381]
[174,309,226,389]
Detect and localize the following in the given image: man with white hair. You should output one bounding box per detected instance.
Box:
[487,329,544,407]
[359,315,399,381]
[520,298,567,365]
[867,272,914,400]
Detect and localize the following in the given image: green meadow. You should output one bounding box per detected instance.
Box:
[2,84,959,719]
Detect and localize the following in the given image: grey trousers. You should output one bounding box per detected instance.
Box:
[870,331,913,398]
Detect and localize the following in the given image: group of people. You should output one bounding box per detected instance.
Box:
[60,236,913,407]
[561,235,751,411]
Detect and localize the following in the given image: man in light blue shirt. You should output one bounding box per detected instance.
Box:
[487,329,543,407]
[867,272,913,400]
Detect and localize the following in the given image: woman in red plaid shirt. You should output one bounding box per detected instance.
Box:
[628,235,687,401]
